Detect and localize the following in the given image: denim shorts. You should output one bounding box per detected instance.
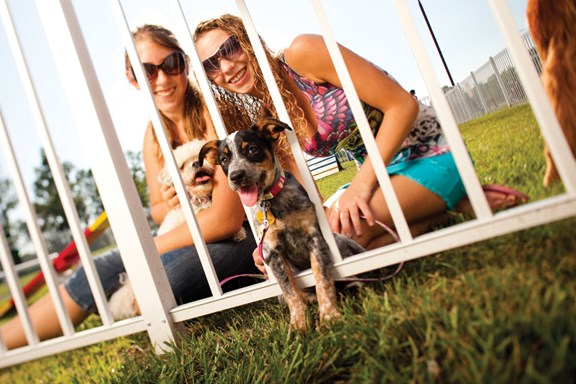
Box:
[65,222,258,313]
[387,152,466,210]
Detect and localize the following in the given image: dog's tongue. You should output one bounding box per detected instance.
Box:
[195,175,211,184]
[238,185,259,207]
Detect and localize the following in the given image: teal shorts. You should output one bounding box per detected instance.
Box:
[335,152,466,210]
[387,151,466,210]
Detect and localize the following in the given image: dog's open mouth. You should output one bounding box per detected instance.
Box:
[194,170,213,185]
[238,185,259,207]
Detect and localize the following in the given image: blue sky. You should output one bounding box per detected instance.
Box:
[0,0,528,195]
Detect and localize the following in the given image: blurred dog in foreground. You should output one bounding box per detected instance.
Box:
[527,0,576,186]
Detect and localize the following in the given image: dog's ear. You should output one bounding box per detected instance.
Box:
[253,118,293,142]
[198,140,221,166]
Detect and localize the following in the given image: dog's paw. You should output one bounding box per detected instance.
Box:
[232,227,247,242]
[319,305,341,325]
[287,296,310,332]
[157,168,172,186]
[108,275,139,320]
[290,314,310,333]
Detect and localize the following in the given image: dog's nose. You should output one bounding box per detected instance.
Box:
[229,169,246,184]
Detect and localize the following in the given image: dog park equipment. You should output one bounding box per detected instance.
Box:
[0,212,110,318]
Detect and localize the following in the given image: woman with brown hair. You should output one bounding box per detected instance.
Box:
[0,24,258,349]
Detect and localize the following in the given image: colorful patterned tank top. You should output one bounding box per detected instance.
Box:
[279,59,450,165]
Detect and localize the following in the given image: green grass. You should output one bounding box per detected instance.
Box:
[1,104,574,383]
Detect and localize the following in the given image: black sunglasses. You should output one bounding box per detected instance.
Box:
[202,35,242,77]
[130,51,186,83]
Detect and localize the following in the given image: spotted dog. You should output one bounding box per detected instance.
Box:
[199,118,365,331]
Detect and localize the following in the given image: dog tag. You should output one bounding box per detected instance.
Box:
[256,209,275,225]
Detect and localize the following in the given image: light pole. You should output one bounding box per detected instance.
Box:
[418,0,455,86]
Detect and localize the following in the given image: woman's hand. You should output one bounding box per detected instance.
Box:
[160,183,180,210]
[329,182,375,238]
[252,248,268,278]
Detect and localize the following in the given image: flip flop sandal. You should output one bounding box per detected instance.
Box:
[482,184,529,210]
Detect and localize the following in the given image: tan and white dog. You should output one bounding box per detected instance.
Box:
[158,140,217,234]
[108,140,245,320]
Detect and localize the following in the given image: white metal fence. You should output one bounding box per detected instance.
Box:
[0,0,575,369]
[420,31,542,123]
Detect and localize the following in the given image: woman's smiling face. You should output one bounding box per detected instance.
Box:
[195,29,257,97]
[134,38,188,115]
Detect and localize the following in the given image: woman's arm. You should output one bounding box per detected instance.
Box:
[284,34,419,235]
[143,124,176,225]
[285,34,418,165]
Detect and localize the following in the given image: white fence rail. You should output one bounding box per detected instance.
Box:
[0,0,575,369]
[421,30,542,124]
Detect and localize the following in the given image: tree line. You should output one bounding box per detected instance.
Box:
[0,149,149,262]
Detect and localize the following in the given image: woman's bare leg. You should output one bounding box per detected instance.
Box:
[366,212,451,249]
[325,176,527,250]
[361,183,525,249]
[454,189,524,214]
[0,284,87,350]
[345,175,447,248]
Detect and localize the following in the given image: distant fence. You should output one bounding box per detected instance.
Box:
[0,0,575,369]
[420,31,542,124]
[305,154,341,180]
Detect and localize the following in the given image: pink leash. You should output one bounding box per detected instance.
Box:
[220,216,404,287]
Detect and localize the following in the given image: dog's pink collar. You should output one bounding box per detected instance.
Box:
[261,173,285,201]
[257,172,286,264]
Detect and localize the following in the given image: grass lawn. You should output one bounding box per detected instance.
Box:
[0,104,574,383]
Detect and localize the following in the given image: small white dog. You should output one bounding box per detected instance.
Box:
[157,140,215,234]
[108,140,246,320]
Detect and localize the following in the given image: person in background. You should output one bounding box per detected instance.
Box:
[0,24,258,350]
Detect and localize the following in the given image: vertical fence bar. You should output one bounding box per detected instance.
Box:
[0,223,21,351]
[36,0,183,352]
[471,72,489,114]
[169,0,263,281]
[1,0,76,339]
[310,0,413,243]
[235,0,346,264]
[1,0,113,326]
[488,0,576,193]
[456,84,475,122]
[391,0,493,220]
[171,2,228,140]
[489,56,511,107]
[109,0,223,299]
[0,112,40,348]
[0,87,74,346]
[523,32,542,75]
